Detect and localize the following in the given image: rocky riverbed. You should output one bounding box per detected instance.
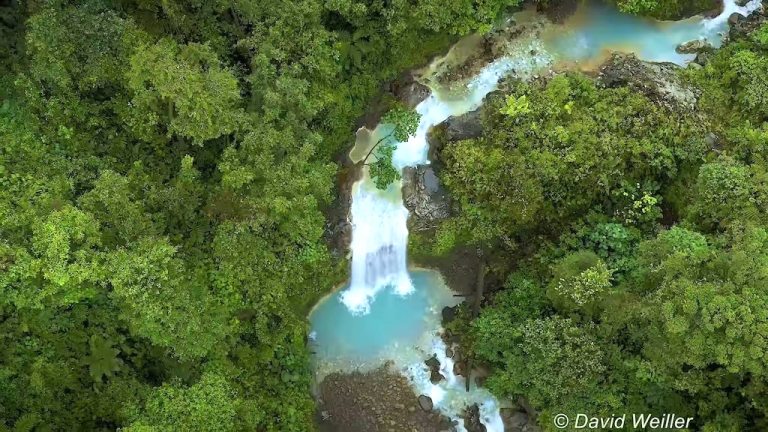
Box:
[316,366,455,432]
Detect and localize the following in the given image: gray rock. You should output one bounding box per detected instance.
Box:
[729,12,747,26]
[402,165,452,231]
[598,53,698,111]
[676,38,713,54]
[444,108,484,141]
[418,395,434,412]
[391,72,431,109]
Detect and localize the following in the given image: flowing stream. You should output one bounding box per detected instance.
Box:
[310,1,762,431]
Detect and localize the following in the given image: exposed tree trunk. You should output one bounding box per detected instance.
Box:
[466,253,486,392]
[360,132,394,165]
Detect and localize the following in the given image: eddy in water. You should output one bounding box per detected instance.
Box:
[311,1,763,431]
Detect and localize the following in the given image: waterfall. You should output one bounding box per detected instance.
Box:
[341,182,413,314]
[341,48,552,316]
[331,0,763,430]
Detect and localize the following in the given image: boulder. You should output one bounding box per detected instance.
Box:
[729,3,767,40]
[425,355,445,384]
[729,12,747,26]
[402,165,452,231]
[676,38,713,54]
[444,108,484,141]
[442,305,458,324]
[598,53,698,111]
[391,72,431,109]
[418,395,434,412]
[463,404,488,432]
[502,410,529,432]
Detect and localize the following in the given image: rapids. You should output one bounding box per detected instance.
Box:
[311,1,763,431]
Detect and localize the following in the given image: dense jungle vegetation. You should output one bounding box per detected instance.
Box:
[0,0,763,431]
[0,0,526,430]
[432,18,768,432]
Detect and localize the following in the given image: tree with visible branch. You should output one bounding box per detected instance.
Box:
[362,105,421,189]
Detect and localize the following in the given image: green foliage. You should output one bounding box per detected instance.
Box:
[84,334,123,383]
[125,39,245,145]
[366,106,421,189]
[125,372,240,431]
[3,0,515,426]
[477,316,609,414]
[437,73,704,252]
[499,94,531,117]
[382,105,421,142]
[610,0,714,19]
[453,23,768,432]
[689,156,764,230]
[368,143,401,190]
[547,251,612,316]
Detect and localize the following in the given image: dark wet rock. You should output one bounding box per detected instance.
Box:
[391,71,431,109]
[323,149,361,260]
[729,12,747,26]
[729,3,767,39]
[464,404,488,432]
[598,53,698,111]
[318,367,453,432]
[502,409,530,432]
[425,355,445,384]
[538,0,579,23]
[444,108,484,141]
[442,305,458,324]
[426,107,486,172]
[453,358,467,378]
[445,346,455,358]
[676,38,714,54]
[418,394,434,412]
[402,165,452,231]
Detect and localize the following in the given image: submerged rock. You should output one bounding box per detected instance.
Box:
[538,0,579,23]
[598,53,698,111]
[402,165,452,232]
[676,38,714,54]
[418,394,434,411]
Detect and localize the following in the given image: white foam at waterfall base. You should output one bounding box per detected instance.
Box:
[402,337,505,432]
